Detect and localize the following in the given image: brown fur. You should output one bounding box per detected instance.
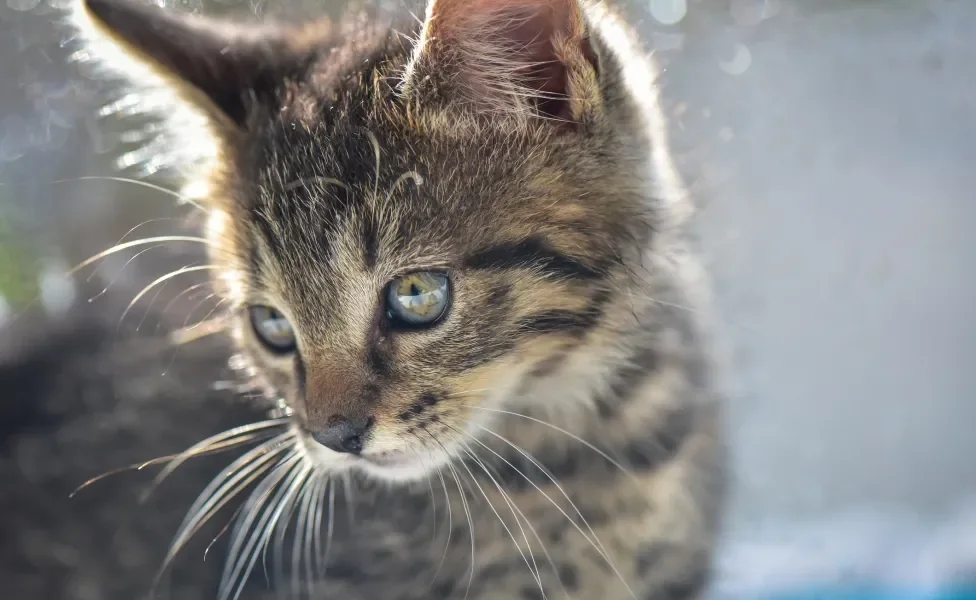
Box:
[72,0,726,598]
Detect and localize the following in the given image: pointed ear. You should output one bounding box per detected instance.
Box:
[77,0,324,127]
[403,0,600,123]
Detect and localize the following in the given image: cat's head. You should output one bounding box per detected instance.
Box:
[77,0,666,481]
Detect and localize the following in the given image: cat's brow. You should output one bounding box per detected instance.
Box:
[462,236,603,280]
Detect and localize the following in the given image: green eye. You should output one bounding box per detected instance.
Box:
[385,272,450,328]
[249,305,296,353]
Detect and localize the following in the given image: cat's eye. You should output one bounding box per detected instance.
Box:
[249,305,297,353]
[385,272,451,328]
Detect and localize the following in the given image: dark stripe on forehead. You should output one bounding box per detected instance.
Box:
[358,211,380,269]
[463,236,604,280]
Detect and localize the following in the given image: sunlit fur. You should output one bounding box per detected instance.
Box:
[72,0,726,598]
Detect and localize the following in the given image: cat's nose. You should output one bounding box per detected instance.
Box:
[309,415,374,455]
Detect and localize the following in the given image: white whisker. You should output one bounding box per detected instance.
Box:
[324,476,337,579]
[144,419,291,501]
[219,453,304,600]
[119,264,221,326]
[9,175,209,211]
[291,470,317,599]
[86,243,164,302]
[310,475,327,582]
[423,430,476,599]
[462,405,639,485]
[163,433,296,575]
[261,466,311,587]
[461,422,633,599]
[449,431,546,598]
[430,459,453,586]
[66,236,211,277]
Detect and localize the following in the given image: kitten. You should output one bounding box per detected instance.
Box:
[72,0,726,598]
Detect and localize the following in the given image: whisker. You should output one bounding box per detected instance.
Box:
[449,432,546,598]
[407,431,454,586]
[291,470,317,599]
[156,281,212,324]
[154,447,284,593]
[466,421,618,573]
[86,243,164,302]
[302,474,318,600]
[133,277,172,333]
[119,264,220,326]
[431,459,453,585]
[204,500,249,563]
[461,405,640,485]
[458,411,640,599]
[70,429,277,499]
[422,452,439,544]
[114,217,190,246]
[271,468,305,592]
[341,472,356,528]
[87,215,191,289]
[179,292,222,330]
[177,433,295,531]
[310,474,327,583]
[258,463,311,591]
[219,453,304,600]
[142,418,291,502]
[406,438,439,544]
[422,429,475,600]
[66,236,211,277]
[0,175,208,211]
[161,433,295,577]
[311,475,336,587]
[459,422,631,598]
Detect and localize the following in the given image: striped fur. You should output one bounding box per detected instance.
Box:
[73,0,726,598]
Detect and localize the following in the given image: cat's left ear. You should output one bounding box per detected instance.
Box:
[76,0,326,128]
[402,0,601,125]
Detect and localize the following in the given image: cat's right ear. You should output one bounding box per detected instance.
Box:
[401,0,601,125]
[75,0,325,128]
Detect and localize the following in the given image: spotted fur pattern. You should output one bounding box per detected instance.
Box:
[72,0,726,597]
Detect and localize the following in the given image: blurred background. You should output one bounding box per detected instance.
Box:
[1,0,974,598]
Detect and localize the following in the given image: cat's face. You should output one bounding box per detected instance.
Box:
[223,105,637,480]
[79,0,650,480]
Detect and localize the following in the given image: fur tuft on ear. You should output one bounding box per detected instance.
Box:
[74,0,327,128]
[402,0,600,124]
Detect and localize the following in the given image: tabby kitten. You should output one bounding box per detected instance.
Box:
[72,0,725,598]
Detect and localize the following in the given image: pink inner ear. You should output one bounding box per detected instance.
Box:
[505,7,568,109]
[426,0,594,121]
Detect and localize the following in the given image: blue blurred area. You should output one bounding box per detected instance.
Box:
[754,588,976,600]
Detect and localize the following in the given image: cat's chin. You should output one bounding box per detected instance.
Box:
[355,453,449,483]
